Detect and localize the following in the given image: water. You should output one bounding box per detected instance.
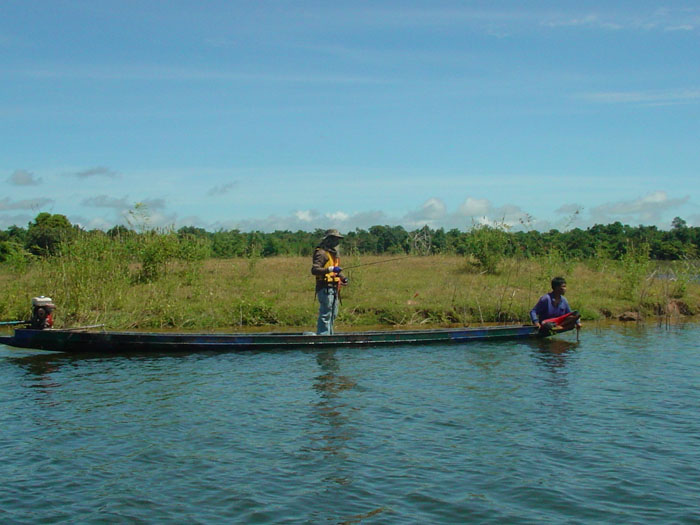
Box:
[1,324,700,523]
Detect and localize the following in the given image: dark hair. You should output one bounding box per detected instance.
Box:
[551,276,566,289]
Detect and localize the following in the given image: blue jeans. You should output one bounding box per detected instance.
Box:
[316,287,339,335]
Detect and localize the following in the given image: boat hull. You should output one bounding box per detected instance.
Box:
[0,325,549,353]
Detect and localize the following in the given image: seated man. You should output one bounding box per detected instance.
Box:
[530,277,582,333]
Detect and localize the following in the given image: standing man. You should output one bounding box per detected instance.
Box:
[530,276,582,333]
[311,229,348,335]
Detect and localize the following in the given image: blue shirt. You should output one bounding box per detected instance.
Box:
[530,293,572,324]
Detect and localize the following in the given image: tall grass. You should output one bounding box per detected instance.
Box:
[1,233,698,330]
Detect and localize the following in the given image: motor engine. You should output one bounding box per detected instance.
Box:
[30,296,55,330]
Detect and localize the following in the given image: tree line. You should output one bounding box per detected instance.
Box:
[1,212,698,264]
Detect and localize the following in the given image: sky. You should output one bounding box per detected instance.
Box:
[1,0,699,233]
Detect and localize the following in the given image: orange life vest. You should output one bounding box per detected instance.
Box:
[316,249,341,286]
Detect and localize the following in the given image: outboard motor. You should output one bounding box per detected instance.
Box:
[30,296,55,330]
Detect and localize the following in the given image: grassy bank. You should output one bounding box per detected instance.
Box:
[1,249,699,331]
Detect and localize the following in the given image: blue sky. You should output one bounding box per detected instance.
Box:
[1,1,699,232]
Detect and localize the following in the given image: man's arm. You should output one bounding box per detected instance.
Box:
[530,296,545,327]
[311,249,329,276]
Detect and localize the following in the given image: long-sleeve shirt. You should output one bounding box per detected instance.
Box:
[311,247,346,292]
[530,293,573,324]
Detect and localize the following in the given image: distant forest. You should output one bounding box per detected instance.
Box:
[1,212,698,262]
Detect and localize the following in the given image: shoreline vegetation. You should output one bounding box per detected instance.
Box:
[1,211,699,331]
[2,246,699,332]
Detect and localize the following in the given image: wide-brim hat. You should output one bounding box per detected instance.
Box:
[323,229,344,240]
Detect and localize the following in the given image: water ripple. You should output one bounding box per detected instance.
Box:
[2,325,700,522]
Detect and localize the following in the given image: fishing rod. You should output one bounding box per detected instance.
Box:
[0,320,29,326]
[341,255,413,270]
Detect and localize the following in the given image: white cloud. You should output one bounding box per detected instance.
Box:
[0,197,54,211]
[555,204,584,215]
[8,169,41,186]
[327,211,349,222]
[400,197,536,230]
[71,167,119,178]
[589,191,689,225]
[67,214,116,231]
[16,63,387,86]
[210,209,388,233]
[665,25,694,32]
[3,189,693,234]
[82,195,130,209]
[458,197,491,217]
[0,213,33,229]
[542,7,699,32]
[119,208,178,230]
[336,211,388,230]
[207,182,238,197]
[405,198,448,225]
[577,88,700,106]
[141,198,167,211]
[542,14,622,30]
[295,210,315,222]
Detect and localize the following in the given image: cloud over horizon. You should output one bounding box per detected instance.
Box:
[0,190,695,232]
[200,190,692,234]
[589,191,689,226]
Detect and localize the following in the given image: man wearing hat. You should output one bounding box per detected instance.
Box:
[311,229,348,335]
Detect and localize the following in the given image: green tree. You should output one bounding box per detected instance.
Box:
[262,236,283,256]
[211,230,247,257]
[670,217,691,244]
[26,212,75,256]
[431,228,447,254]
[672,216,687,229]
[107,225,133,239]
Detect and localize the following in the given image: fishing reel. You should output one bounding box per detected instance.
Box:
[30,296,55,330]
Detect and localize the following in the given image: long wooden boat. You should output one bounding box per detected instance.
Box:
[0,324,565,354]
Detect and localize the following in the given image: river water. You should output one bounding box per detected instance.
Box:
[1,323,699,523]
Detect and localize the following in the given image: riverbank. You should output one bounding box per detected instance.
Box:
[1,256,698,330]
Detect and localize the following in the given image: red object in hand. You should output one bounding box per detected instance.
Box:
[541,311,580,331]
[542,312,576,326]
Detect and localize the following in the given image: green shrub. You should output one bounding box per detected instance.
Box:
[464,223,510,274]
[619,242,652,301]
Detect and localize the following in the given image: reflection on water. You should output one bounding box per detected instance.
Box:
[6,352,67,408]
[2,325,700,523]
[310,350,357,459]
[9,352,64,378]
[531,338,579,372]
